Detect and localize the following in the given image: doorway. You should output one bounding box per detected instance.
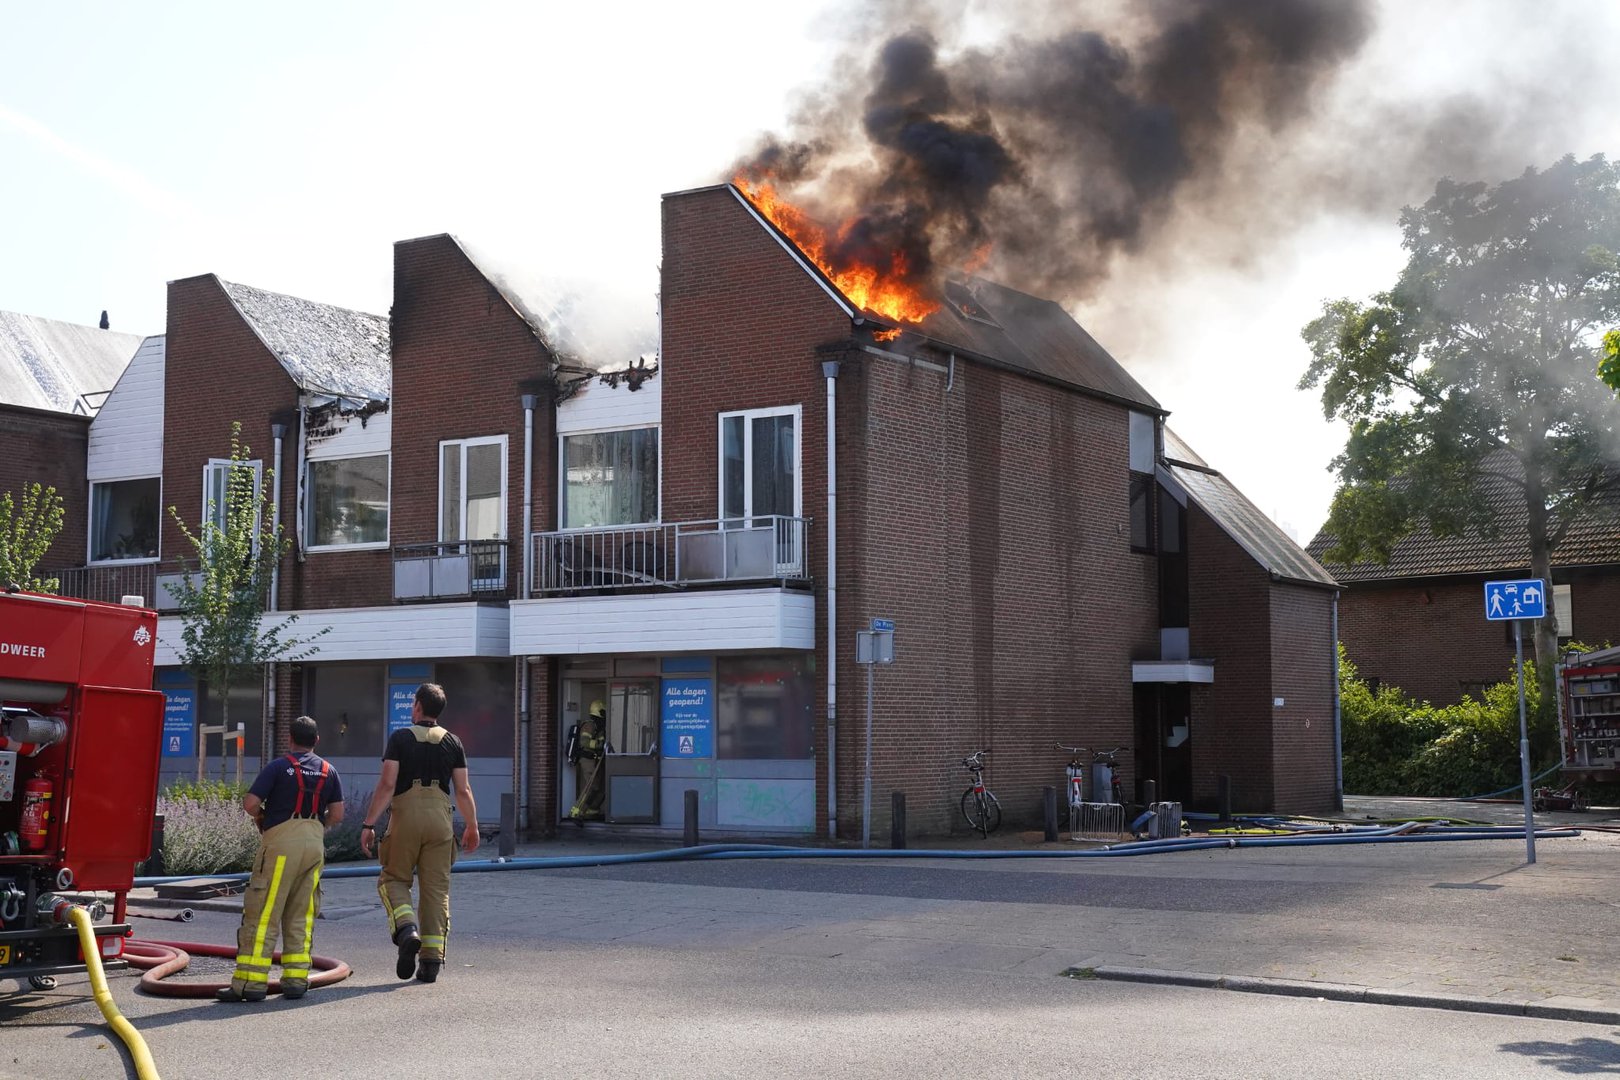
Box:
[1134,684,1192,804]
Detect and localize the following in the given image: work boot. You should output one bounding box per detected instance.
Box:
[281,982,308,1000]
[394,923,421,980]
[415,958,441,984]
[216,985,267,1003]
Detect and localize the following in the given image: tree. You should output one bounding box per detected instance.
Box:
[0,482,66,593]
[1301,154,1620,698]
[168,423,326,781]
[1600,329,1620,392]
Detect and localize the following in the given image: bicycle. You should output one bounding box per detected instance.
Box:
[958,750,1001,836]
[1061,745,1127,807]
[1088,746,1128,806]
[1057,743,1088,825]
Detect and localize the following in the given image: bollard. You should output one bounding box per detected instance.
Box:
[1144,780,1157,809]
[147,813,166,877]
[1043,786,1058,842]
[890,791,907,849]
[1218,774,1232,823]
[684,789,700,847]
[499,793,516,858]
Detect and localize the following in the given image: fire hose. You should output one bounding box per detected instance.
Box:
[63,905,162,1080]
[122,939,351,998]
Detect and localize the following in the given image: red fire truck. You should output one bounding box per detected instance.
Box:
[1551,643,1620,811]
[0,589,163,990]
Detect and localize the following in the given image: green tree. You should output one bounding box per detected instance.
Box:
[1600,328,1620,392]
[1301,154,1620,697]
[169,422,326,781]
[0,482,66,593]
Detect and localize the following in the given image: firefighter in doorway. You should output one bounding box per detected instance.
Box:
[567,700,607,824]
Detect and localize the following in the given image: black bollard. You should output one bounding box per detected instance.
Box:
[1218,774,1232,823]
[684,789,700,847]
[1043,786,1058,842]
[1144,780,1157,809]
[890,791,907,849]
[499,793,516,857]
[147,813,166,877]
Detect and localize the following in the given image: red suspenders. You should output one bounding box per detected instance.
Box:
[285,753,331,819]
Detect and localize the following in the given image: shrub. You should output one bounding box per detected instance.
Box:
[157,783,259,876]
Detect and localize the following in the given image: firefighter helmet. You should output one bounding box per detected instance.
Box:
[589,700,606,720]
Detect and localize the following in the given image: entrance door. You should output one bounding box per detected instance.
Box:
[1134,684,1193,804]
[603,679,658,823]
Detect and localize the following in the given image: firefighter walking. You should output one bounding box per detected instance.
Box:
[567,700,608,823]
[219,715,344,1003]
[359,683,479,984]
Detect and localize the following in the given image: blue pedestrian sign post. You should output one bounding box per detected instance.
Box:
[1484,577,1546,864]
[1483,579,1545,621]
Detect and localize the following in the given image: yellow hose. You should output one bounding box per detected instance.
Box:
[67,906,162,1080]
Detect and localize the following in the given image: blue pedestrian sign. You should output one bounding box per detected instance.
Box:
[1484,579,1546,621]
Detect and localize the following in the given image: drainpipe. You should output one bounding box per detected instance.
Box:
[293,399,308,563]
[1332,589,1343,811]
[518,393,537,832]
[822,359,841,839]
[268,422,288,765]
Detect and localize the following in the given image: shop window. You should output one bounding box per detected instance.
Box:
[436,661,514,757]
[560,427,658,528]
[716,655,814,759]
[199,676,265,759]
[307,455,389,548]
[305,663,386,757]
[90,477,161,562]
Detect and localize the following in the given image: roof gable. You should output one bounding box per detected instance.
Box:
[0,311,143,415]
[219,280,390,402]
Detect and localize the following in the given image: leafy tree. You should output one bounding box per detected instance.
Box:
[0,482,66,593]
[1301,154,1620,696]
[1600,329,1620,392]
[168,422,326,781]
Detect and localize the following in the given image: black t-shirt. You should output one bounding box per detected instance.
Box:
[248,751,342,831]
[383,723,467,796]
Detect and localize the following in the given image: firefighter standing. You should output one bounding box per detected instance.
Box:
[567,700,607,824]
[359,683,478,984]
[218,715,344,1003]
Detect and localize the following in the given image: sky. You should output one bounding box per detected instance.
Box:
[3,0,1618,543]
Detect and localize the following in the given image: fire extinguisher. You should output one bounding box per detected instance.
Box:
[19,777,52,852]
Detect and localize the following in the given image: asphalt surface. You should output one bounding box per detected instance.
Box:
[3,794,1619,1078]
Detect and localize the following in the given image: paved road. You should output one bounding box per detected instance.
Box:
[4,813,1619,1078]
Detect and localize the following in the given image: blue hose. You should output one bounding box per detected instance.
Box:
[1460,763,1563,801]
[131,828,1580,888]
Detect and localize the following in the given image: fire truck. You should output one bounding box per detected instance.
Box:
[1551,643,1620,811]
[0,588,163,989]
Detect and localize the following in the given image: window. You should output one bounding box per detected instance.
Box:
[720,407,800,524]
[1554,584,1573,639]
[90,477,161,562]
[435,661,514,757]
[305,663,386,756]
[203,459,262,540]
[1130,473,1155,552]
[441,437,506,543]
[560,428,657,529]
[716,654,814,760]
[307,455,389,548]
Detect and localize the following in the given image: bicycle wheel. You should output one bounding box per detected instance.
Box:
[960,787,984,832]
[981,791,1002,835]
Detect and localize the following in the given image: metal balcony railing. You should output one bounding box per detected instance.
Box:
[393,540,511,602]
[56,562,162,607]
[532,516,810,595]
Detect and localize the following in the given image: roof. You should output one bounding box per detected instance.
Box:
[1163,427,1338,589]
[220,280,390,402]
[1305,449,1620,583]
[723,186,1160,412]
[0,311,143,415]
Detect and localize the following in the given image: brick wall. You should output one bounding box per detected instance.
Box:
[0,404,90,576]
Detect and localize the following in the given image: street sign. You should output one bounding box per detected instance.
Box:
[856,630,894,665]
[1484,578,1546,621]
[871,618,895,632]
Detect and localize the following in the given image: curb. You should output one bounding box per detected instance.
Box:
[1062,966,1620,1026]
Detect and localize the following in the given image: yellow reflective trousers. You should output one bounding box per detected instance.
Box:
[231,817,325,995]
[377,782,455,961]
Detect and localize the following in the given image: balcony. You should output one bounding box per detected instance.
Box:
[393,540,512,602]
[56,562,162,608]
[532,516,811,596]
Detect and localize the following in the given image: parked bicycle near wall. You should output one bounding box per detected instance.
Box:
[1087,746,1128,806]
[1058,743,1088,825]
[958,750,1001,837]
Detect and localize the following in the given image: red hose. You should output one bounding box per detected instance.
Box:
[124,939,351,997]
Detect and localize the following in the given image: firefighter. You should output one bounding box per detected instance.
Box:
[358,682,479,984]
[567,700,608,824]
[218,715,344,1003]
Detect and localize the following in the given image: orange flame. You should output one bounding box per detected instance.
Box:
[873,327,901,343]
[734,177,940,324]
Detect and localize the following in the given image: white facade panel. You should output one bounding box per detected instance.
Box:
[87,336,165,481]
[305,406,391,461]
[555,373,660,436]
[154,603,509,666]
[510,588,814,655]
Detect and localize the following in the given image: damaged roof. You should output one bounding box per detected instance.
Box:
[1306,448,1620,583]
[0,310,142,415]
[725,185,1160,413]
[1164,427,1338,589]
[221,279,390,402]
